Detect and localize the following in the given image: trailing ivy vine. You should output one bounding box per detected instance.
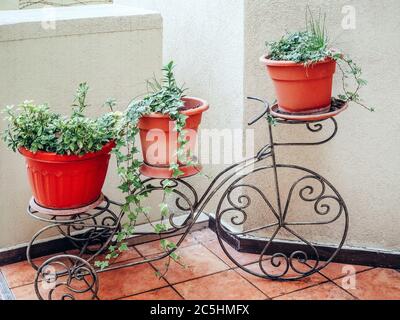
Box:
[95,62,196,273]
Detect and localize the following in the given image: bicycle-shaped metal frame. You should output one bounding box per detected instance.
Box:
[27,97,348,300]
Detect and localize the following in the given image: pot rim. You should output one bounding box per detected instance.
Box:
[260,55,335,67]
[139,96,209,119]
[18,140,116,163]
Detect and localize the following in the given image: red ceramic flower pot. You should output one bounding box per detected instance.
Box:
[260,56,337,114]
[19,141,115,210]
[138,97,209,179]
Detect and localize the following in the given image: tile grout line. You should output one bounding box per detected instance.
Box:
[90,252,379,301]
[230,260,331,300]
[107,244,173,300]
[274,259,380,299]
[199,241,271,300]
[0,270,15,300]
[229,268,272,300]
[147,264,186,301]
[270,278,331,300]
[198,239,341,300]
[90,250,383,301]
[135,242,186,301]
[2,251,72,292]
[137,237,234,289]
[197,241,232,269]
[70,239,197,300]
[170,238,365,300]
[322,267,378,300]
[9,247,170,300]
[315,269,360,300]
[140,239,240,293]
[4,229,389,301]
[114,285,172,301]
[309,262,377,300]
[7,247,165,292]
[171,269,233,287]
[326,278,360,300]
[170,286,186,301]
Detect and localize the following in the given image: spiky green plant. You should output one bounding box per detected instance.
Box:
[266,7,374,112]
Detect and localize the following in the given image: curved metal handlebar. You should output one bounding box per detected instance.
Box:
[247,97,270,126]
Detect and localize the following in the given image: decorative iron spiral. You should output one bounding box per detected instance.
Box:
[27,207,121,270]
[34,255,99,300]
[215,165,348,281]
[275,118,338,146]
[133,178,198,233]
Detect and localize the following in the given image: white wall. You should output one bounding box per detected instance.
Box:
[0,4,162,248]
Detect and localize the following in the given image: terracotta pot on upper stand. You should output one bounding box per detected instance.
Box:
[260,55,337,114]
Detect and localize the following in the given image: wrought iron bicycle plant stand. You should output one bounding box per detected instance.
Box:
[27,97,349,300]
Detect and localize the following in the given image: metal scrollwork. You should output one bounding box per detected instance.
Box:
[282,166,347,227]
[27,197,122,271]
[131,178,197,234]
[26,96,350,299]
[274,118,339,146]
[34,255,98,301]
[213,99,349,280]
[215,164,348,280]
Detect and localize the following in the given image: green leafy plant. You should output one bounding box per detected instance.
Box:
[266,7,374,112]
[2,83,120,155]
[2,64,199,276]
[95,62,197,274]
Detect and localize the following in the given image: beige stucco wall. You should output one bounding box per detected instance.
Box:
[244,0,400,252]
[0,4,162,249]
[116,0,245,213]
[0,0,18,10]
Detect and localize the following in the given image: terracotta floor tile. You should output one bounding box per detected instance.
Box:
[174,270,267,300]
[13,280,96,301]
[67,246,141,265]
[203,239,263,268]
[11,267,168,301]
[151,244,229,284]
[0,254,57,289]
[97,263,168,300]
[191,228,217,243]
[334,268,400,300]
[235,261,328,298]
[12,284,37,300]
[121,287,182,300]
[42,276,98,300]
[7,256,166,301]
[136,234,198,257]
[319,262,372,280]
[275,283,354,300]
